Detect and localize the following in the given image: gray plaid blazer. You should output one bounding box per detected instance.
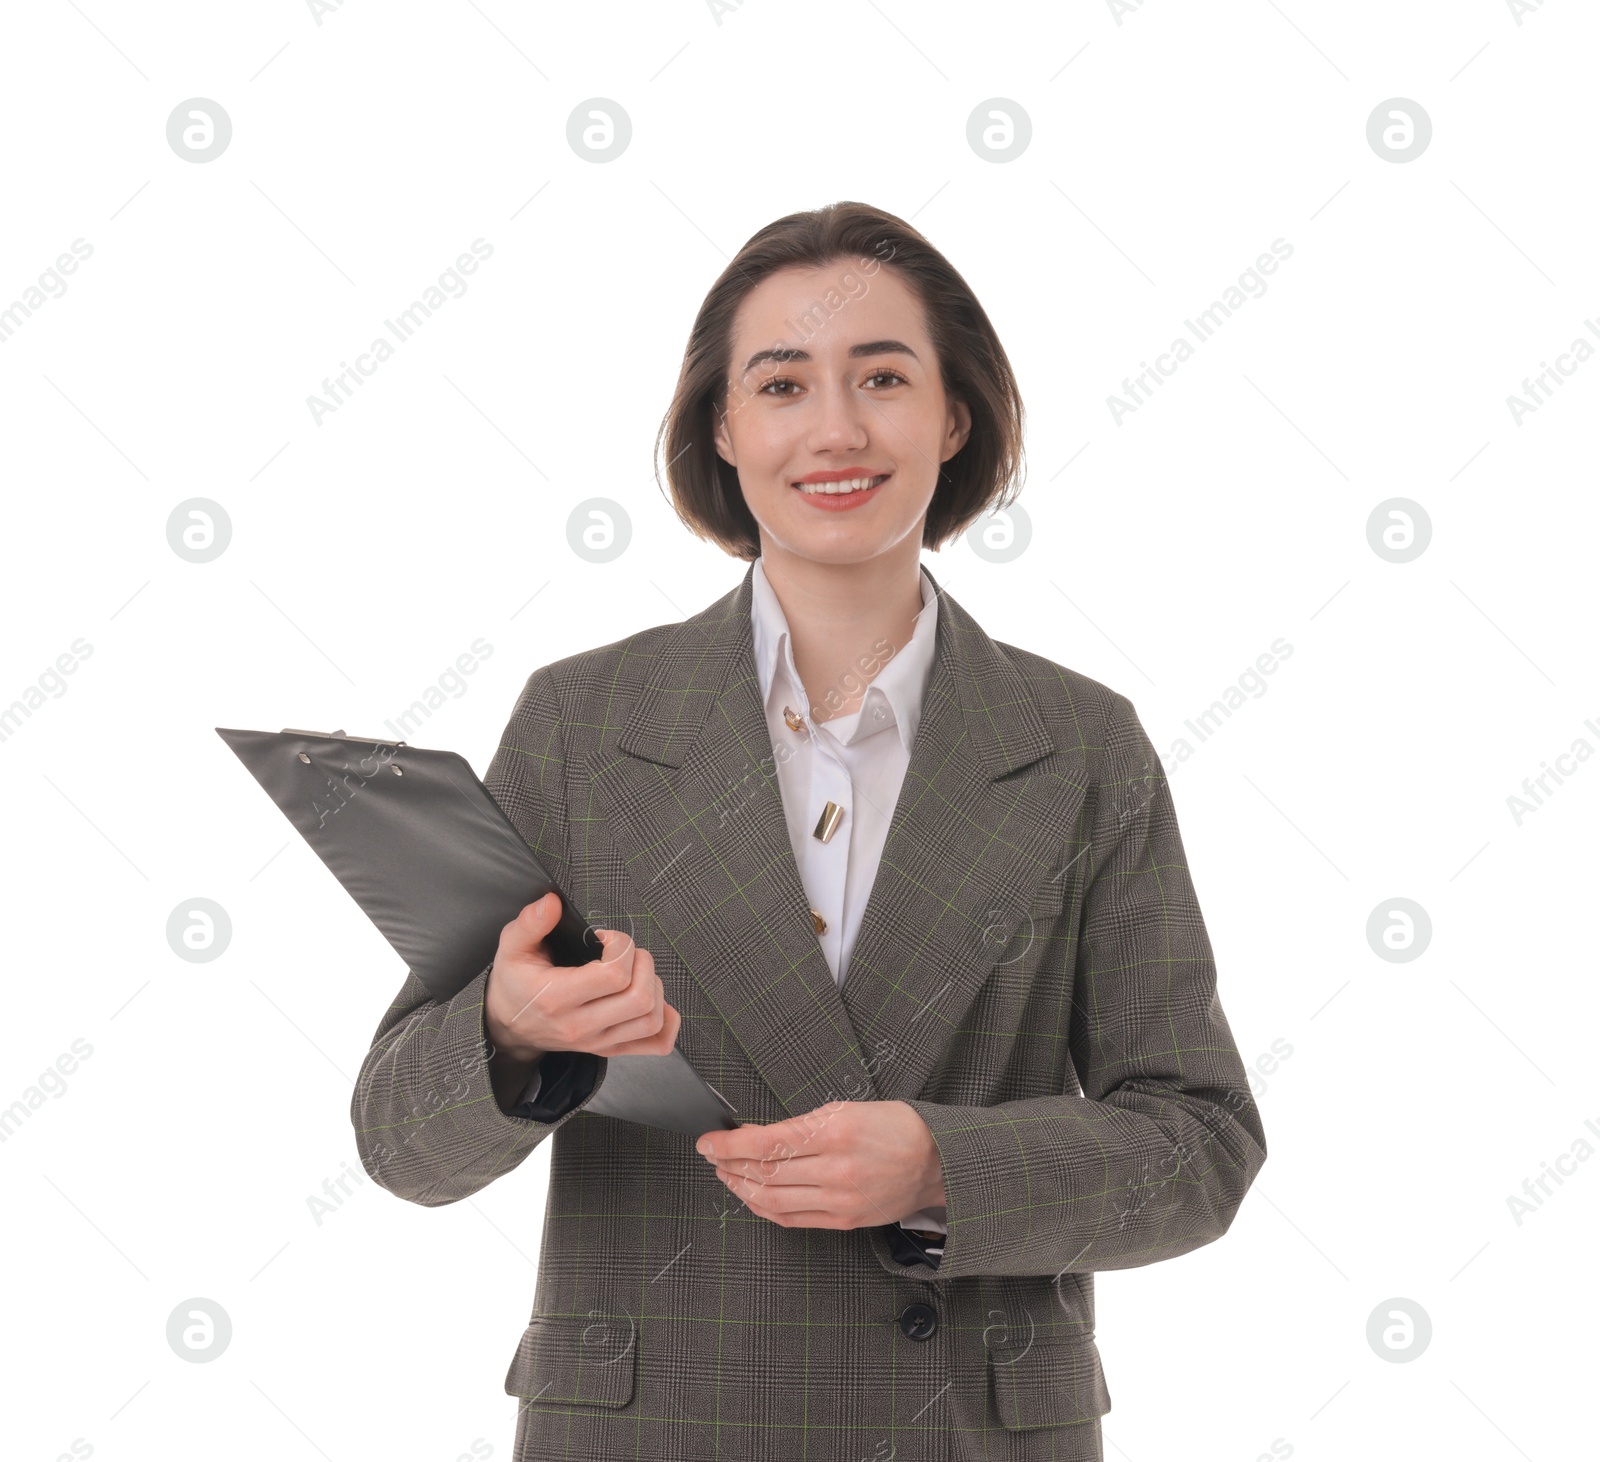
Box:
[351,559,1267,1462]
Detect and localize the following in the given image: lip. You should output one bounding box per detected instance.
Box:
[793,473,888,512]
[794,468,892,484]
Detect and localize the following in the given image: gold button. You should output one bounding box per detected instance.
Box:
[811,908,827,936]
[812,800,843,843]
[783,705,806,734]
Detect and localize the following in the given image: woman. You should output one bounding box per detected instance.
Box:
[351,200,1267,1462]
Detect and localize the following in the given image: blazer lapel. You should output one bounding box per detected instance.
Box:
[834,568,1092,1105]
[582,561,1091,1122]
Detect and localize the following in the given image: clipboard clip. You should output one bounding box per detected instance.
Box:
[280,727,407,746]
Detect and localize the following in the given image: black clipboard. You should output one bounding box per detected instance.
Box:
[216,724,740,1137]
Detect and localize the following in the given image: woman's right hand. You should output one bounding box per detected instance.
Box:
[484,890,682,1063]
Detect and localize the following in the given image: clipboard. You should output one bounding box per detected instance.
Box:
[216,724,741,1137]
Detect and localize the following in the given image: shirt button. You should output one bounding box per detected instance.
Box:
[897,1302,938,1341]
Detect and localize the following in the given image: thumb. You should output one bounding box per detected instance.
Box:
[512,889,563,950]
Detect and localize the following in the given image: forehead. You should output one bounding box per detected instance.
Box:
[730,262,928,356]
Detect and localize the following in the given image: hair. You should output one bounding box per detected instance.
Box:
[654,200,1026,563]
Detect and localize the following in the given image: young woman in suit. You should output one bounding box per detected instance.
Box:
[352,200,1267,1462]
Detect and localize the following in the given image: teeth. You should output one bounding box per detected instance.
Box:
[795,474,886,495]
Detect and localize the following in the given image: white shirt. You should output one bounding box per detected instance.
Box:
[748,556,948,1236]
[517,557,948,1238]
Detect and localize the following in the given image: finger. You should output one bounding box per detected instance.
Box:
[512,927,635,1016]
[762,1208,851,1230]
[713,1151,826,1185]
[758,1101,851,1155]
[594,927,639,967]
[591,987,670,1051]
[578,953,664,1037]
[719,1167,886,1230]
[718,1170,835,1222]
[717,1163,803,1196]
[590,993,681,1057]
[502,962,629,1027]
[699,1108,834,1164]
[501,891,562,955]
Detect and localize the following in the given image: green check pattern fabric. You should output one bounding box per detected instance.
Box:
[349,560,1267,1462]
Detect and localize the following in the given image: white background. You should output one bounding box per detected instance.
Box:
[2,2,1595,1459]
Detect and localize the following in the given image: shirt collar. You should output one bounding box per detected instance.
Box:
[749,555,938,755]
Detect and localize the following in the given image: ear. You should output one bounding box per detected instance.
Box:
[713,402,736,467]
[942,397,973,463]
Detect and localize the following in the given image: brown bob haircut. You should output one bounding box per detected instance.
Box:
[655,200,1026,563]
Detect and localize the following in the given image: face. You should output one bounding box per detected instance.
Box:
[712,260,972,567]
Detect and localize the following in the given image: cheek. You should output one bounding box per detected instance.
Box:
[908,401,953,449]
[731,434,791,489]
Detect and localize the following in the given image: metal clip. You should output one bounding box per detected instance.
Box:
[812,800,844,844]
[281,727,406,746]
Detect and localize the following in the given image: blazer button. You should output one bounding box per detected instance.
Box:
[897,1302,938,1341]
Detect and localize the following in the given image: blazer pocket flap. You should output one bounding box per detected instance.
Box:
[990,1333,1111,1430]
[504,1314,638,1409]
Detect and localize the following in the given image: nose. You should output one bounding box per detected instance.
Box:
[808,378,872,452]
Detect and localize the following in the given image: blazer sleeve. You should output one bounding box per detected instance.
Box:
[348,664,605,1206]
[886,694,1267,1281]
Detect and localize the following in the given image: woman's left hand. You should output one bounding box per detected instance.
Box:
[697,1100,945,1230]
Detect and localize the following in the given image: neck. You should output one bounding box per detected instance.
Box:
[756,537,929,723]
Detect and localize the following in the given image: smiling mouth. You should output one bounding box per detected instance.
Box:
[792,473,891,496]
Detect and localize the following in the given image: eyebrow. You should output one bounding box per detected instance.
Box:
[740,340,919,375]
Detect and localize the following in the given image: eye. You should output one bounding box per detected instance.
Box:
[755,368,908,398]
